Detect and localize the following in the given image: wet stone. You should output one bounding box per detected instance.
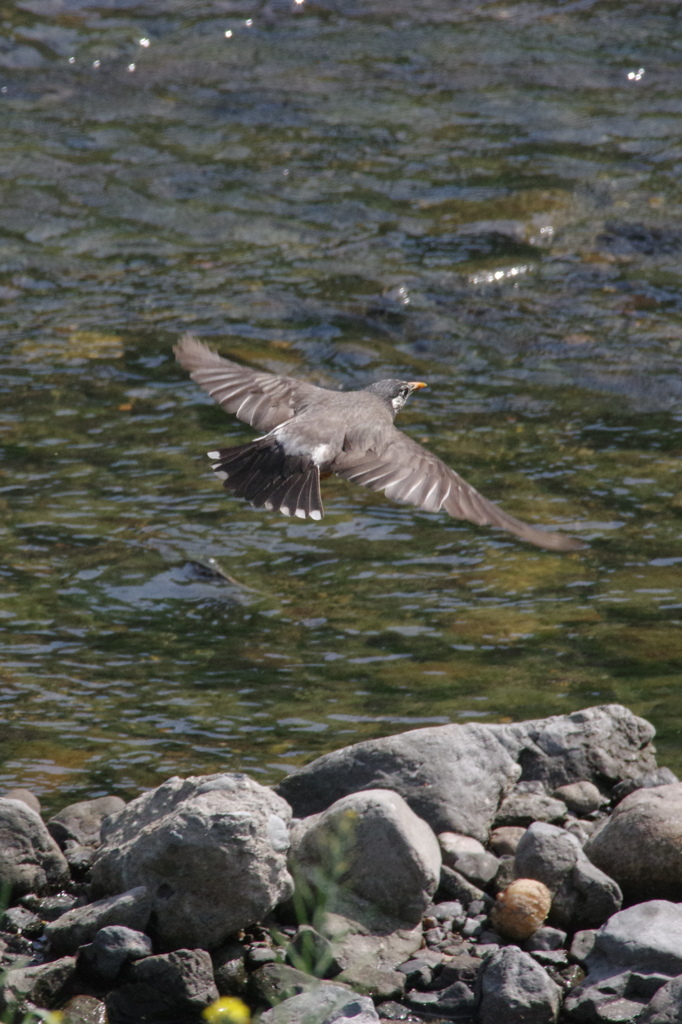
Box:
[1,907,43,938]
[61,994,108,1024]
[20,893,79,922]
[212,940,247,996]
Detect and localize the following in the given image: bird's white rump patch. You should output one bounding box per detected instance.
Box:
[310,443,333,466]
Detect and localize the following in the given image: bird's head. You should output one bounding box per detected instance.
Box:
[364,379,427,415]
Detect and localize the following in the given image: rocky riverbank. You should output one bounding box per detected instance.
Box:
[1,704,682,1023]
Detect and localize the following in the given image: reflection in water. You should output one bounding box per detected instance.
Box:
[0,0,681,812]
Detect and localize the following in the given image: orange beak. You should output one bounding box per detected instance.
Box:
[408,381,427,391]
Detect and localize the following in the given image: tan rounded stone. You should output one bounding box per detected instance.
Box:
[490,878,552,940]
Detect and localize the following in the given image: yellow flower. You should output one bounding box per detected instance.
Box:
[202,996,251,1023]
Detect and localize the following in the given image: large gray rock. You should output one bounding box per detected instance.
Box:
[45,887,152,956]
[277,706,655,843]
[564,902,682,1022]
[515,822,621,931]
[105,949,218,1024]
[585,783,682,901]
[290,789,441,925]
[90,773,293,950]
[0,797,69,897]
[638,976,682,1024]
[477,945,561,1024]
[592,901,682,975]
[47,795,125,848]
[490,705,657,791]
[278,723,521,841]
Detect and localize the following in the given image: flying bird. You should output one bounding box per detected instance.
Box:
[175,334,583,552]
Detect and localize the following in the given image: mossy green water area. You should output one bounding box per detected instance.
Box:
[1,0,682,813]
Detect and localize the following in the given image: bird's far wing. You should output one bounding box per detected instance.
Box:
[331,430,584,552]
[174,334,326,433]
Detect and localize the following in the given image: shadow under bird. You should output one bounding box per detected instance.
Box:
[175,334,584,552]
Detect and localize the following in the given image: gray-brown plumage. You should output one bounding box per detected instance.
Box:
[174,334,584,552]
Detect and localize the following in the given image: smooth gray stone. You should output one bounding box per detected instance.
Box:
[278,722,522,841]
[489,705,657,791]
[45,887,151,956]
[585,782,682,902]
[80,925,153,981]
[0,797,69,898]
[592,901,682,975]
[47,795,126,848]
[3,789,41,815]
[1,906,43,937]
[524,926,567,952]
[553,781,604,816]
[289,789,441,926]
[439,865,486,906]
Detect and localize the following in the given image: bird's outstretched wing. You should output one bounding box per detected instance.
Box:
[331,431,583,552]
[174,334,325,433]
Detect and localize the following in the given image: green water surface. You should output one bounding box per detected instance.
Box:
[1,0,681,813]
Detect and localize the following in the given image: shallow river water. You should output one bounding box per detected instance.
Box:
[1,0,682,813]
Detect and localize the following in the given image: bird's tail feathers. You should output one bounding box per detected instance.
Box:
[208,439,323,520]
